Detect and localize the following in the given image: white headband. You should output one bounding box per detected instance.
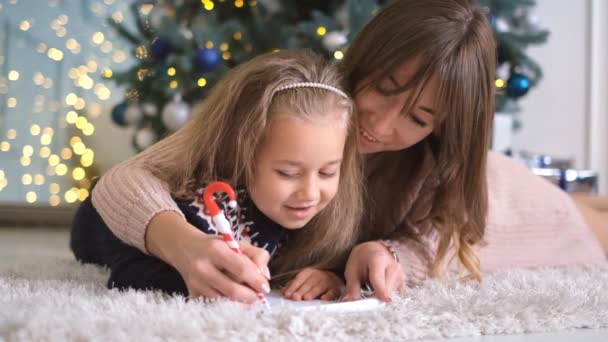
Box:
[274,82,349,99]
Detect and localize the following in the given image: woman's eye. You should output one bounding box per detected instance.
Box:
[375,76,402,95]
[375,84,397,95]
[410,115,427,127]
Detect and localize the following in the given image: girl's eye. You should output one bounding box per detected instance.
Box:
[319,170,338,178]
[276,170,298,178]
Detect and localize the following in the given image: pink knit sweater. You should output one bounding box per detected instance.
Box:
[91,140,606,284]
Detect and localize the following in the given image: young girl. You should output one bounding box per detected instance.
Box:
[70,50,362,302]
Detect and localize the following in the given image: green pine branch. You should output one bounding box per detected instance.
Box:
[106,18,142,45]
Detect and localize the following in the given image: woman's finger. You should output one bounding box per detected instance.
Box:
[186,260,252,301]
[208,239,270,295]
[368,261,390,302]
[343,259,364,302]
[239,241,271,280]
[201,268,258,304]
[384,262,404,295]
[343,273,363,301]
[191,283,223,303]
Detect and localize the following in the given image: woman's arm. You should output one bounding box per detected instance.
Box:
[480,152,606,268]
[91,157,183,253]
[572,201,608,256]
[90,135,272,301]
[390,234,438,285]
[145,210,271,301]
[343,234,437,302]
[571,193,608,212]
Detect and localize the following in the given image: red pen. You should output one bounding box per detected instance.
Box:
[203,181,270,309]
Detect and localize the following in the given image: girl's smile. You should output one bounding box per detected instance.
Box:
[283,204,316,220]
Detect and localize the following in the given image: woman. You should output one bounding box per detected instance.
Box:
[340,0,607,302]
[83,0,607,303]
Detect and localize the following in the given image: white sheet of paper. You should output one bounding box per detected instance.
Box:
[265,290,384,312]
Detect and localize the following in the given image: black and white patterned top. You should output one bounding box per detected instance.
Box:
[173,186,287,257]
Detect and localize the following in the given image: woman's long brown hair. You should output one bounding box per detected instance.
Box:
[138,50,363,280]
[341,0,496,280]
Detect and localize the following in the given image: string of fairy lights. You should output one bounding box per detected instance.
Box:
[0,0,345,206]
[0,0,536,205]
[0,0,128,206]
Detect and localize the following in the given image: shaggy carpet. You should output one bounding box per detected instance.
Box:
[1,257,607,341]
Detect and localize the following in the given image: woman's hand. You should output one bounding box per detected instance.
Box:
[146,211,271,303]
[343,241,406,302]
[281,267,344,301]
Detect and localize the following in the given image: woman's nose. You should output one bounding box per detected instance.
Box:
[367,106,399,137]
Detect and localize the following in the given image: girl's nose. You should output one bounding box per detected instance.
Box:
[298,175,320,202]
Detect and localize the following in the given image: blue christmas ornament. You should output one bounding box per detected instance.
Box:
[111,102,128,127]
[194,47,221,72]
[150,37,172,60]
[506,73,530,98]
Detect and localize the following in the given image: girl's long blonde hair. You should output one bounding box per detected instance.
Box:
[141,50,362,279]
[342,0,496,280]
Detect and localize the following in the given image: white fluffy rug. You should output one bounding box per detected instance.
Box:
[1,257,608,341]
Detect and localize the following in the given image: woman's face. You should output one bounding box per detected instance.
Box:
[355,59,439,154]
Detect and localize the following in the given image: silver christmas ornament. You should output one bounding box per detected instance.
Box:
[124,104,143,125]
[142,102,158,117]
[495,17,510,32]
[323,31,348,50]
[161,95,190,131]
[257,0,281,14]
[135,128,157,149]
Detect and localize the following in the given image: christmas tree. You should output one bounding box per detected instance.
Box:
[107,0,547,150]
[480,0,549,113]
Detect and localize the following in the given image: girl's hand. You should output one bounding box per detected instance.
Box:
[146,211,271,303]
[281,267,344,301]
[342,241,406,302]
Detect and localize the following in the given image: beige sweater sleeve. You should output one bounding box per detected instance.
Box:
[91,134,185,254]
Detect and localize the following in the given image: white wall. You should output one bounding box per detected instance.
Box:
[86,102,136,173]
[513,0,608,193]
[588,0,608,194]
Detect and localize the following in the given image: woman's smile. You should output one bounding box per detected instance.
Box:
[360,126,380,143]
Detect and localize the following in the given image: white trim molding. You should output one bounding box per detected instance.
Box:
[0,204,76,227]
[588,0,608,194]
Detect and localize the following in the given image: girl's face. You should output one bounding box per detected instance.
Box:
[248,108,348,229]
[355,60,438,154]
